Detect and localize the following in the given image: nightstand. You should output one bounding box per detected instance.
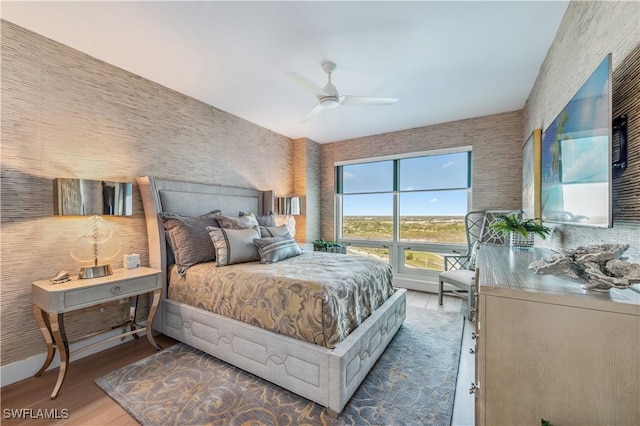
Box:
[32,267,162,399]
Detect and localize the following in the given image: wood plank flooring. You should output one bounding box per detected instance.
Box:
[1,291,475,425]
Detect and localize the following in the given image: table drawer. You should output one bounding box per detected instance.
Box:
[64,275,158,308]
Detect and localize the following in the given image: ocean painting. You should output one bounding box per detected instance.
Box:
[540,54,611,227]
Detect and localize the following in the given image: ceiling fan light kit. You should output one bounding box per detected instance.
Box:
[288,61,398,122]
[320,96,340,109]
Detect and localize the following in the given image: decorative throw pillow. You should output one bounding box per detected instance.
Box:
[240,211,276,227]
[161,210,221,275]
[215,213,259,229]
[259,225,291,238]
[207,226,261,266]
[253,235,302,263]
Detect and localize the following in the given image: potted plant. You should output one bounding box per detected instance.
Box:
[312,238,346,254]
[489,214,551,250]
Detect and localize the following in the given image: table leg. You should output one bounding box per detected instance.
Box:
[48,312,69,399]
[32,304,55,377]
[128,296,139,340]
[146,289,162,350]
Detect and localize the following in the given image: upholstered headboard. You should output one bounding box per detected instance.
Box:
[137,176,272,298]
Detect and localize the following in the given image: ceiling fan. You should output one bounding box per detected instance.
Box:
[287,61,398,123]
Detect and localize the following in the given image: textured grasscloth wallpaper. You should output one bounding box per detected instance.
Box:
[292,138,322,244]
[1,20,294,366]
[524,2,640,260]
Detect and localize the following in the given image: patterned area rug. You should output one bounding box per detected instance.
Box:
[96,307,464,425]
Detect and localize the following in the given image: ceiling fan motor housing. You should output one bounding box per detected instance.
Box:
[320,95,340,109]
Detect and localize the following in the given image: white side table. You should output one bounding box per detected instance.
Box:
[32,267,162,399]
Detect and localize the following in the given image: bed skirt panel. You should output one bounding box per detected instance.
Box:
[161,288,406,414]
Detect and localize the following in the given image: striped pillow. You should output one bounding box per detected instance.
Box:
[253,235,302,264]
[207,226,261,266]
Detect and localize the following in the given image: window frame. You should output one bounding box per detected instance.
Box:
[335,146,472,284]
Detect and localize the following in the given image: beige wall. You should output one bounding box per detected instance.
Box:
[524,1,640,260]
[1,21,294,366]
[292,138,322,244]
[320,110,524,239]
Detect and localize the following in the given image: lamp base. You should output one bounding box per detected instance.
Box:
[78,264,113,279]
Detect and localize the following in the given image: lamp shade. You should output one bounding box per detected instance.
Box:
[276,197,301,215]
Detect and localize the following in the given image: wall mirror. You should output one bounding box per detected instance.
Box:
[54,178,133,216]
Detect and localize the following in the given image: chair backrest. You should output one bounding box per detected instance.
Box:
[464,209,522,253]
[464,210,487,255]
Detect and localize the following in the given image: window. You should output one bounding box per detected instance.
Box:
[336,148,471,282]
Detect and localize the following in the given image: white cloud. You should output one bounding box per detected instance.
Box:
[430,198,439,203]
[442,162,455,169]
[343,172,355,180]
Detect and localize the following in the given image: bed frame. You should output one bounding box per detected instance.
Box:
[137,176,406,416]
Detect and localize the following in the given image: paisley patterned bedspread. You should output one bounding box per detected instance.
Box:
[168,251,395,348]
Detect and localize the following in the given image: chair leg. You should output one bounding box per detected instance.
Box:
[438,280,444,306]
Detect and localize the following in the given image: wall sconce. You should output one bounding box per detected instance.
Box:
[275,196,301,216]
[54,178,133,216]
[275,196,301,237]
[70,215,120,278]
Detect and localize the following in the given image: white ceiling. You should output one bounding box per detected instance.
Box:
[2,1,568,144]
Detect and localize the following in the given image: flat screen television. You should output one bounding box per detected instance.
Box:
[541,53,612,228]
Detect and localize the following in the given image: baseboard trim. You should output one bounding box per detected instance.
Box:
[0,325,146,388]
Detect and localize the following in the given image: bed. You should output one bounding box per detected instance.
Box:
[137,176,406,416]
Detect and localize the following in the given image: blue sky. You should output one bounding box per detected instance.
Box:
[341,152,469,216]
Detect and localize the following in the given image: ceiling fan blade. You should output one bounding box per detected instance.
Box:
[286,72,329,97]
[301,103,325,123]
[341,96,399,106]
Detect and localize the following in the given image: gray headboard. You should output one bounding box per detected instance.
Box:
[137,176,272,298]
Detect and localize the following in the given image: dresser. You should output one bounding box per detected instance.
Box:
[473,245,640,425]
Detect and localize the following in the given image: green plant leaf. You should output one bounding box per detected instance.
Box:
[488,214,551,239]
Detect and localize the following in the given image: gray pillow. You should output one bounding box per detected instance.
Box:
[215,213,259,229]
[253,235,302,263]
[207,226,261,266]
[259,225,291,238]
[161,210,221,275]
[240,211,276,227]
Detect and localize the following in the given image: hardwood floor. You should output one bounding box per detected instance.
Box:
[1,291,474,425]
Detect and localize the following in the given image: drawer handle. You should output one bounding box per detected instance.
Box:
[111,285,122,295]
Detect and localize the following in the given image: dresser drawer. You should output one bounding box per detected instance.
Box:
[64,275,158,308]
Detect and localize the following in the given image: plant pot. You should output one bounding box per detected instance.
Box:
[314,246,346,254]
[509,231,534,250]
